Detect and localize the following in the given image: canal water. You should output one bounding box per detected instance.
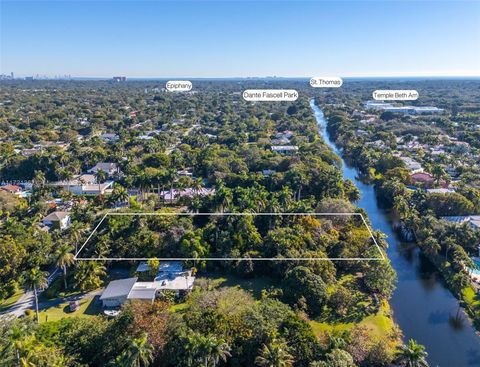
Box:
[311,100,480,367]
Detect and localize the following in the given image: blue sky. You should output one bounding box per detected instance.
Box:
[1,1,479,77]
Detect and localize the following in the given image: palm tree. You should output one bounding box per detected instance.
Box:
[208,337,231,367]
[23,267,49,323]
[443,236,456,260]
[56,151,66,168]
[195,335,231,367]
[431,164,446,186]
[188,196,203,214]
[193,177,203,196]
[95,168,108,184]
[32,170,46,191]
[74,261,106,291]
[54,244,75,289]
[421,237,441,257]
[285,167,307,201]
[393,195,410,222]
[451,272,470,318]
[265,195,281,229]
[278,186,294,211]
[255,339,294,367]
[68,221,87,255]
[183,271,190,290]
[116,333,154,367]
[214,181,232,213]
[395,339,429,367]
[112,184,130,206]
[167,167,178,204]
[184,333,202,367]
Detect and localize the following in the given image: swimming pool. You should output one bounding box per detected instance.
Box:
[469,258,480,276]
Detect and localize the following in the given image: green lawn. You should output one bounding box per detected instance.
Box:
[37,296,102,323]
[198,272,278,299]
[462,286,480,309]
[310,300,395,340]
[462,285,480,330]
[0,290,24,312]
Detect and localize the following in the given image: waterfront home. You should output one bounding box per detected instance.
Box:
[101,261,196,308]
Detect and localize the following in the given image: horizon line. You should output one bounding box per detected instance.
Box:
[3,75,480,80]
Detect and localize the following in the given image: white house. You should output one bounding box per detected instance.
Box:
[271,145,299,155]
[42,211,71,230]
[50,174,114,195]
[101,261,196,308]
[87,162,120,177]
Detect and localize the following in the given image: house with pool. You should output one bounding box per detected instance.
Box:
[100,261,195,308]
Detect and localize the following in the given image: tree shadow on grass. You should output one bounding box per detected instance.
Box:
[84,295,102,315]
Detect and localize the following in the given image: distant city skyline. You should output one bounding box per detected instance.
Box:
[1,1,479,78]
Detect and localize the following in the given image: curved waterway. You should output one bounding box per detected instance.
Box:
[311,100,480,367]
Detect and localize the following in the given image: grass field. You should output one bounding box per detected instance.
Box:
[197,272,278,299]
[310,300,395,339]
[37,296,102,323]
[462,286,480,329]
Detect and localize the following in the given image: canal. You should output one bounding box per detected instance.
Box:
[311,99,480,367]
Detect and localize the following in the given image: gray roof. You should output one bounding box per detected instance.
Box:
[90,162,117,171]
[441,215,480,229]
[100,277,138,300]
[43,211,70,221]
